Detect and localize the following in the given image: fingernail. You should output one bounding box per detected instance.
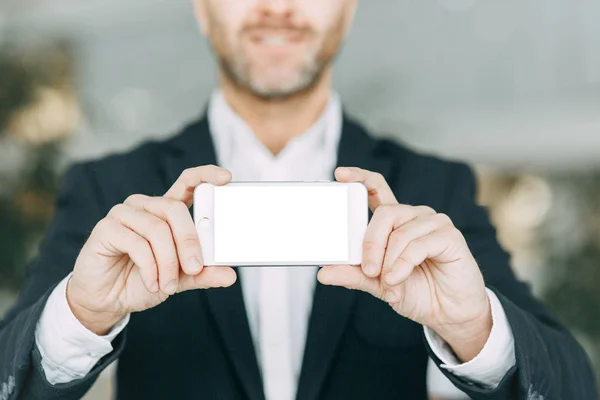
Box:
[150,281,159,293]
[317,269,331,285]
[188,257,203,274]
[363,263,379,276]
[165,280,178,294]
[228,269,237,284]
[218,270,235,287]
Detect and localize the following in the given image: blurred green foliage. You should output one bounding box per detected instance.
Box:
[0,50,36,133]
[541,172,600,386]
[0,145,62,290]
[0,45,63,290]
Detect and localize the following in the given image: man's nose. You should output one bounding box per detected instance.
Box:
[258,0,295,17]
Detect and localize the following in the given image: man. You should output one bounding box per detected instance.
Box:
[0,0,596,399]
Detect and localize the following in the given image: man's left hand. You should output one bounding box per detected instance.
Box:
[318,167,492,363]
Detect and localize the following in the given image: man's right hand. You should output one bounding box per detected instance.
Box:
[66,165,236,335]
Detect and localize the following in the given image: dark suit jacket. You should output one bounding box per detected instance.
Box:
[0,115,596,400]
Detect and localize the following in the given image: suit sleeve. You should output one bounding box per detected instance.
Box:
[0,163,126,400]
[425,163,598,400]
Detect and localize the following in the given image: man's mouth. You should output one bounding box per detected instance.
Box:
[247,28,308,46]
[257,35,291,46]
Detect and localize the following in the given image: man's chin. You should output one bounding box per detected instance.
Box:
[244,71,323,101]
[247,82,306,101]
[220,58,325,101]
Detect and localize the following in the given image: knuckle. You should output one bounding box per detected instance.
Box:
[125,193,146,205]
[373,172,385,183]
[180,168,195,183]
[380,203,394,212]
[149,219,171,238]
[133,236,151,253]
[410,240,428,261]
[387,204,404,218]
[390,228,405,238]
[202,164,220,175]
[94,217,115,233]
[449,227,465,242]
[362,240,380,253]
[156,253,180,272]
[435,213,453,225]
[179,233,200,248]
[418,205,436,215]
[420,218,438,233]
[161,258,181,273]
[108,203,127,217]
[397,254,415,268]
[376,204,395,218]
[165,199,187,218]
[388,230,406,248]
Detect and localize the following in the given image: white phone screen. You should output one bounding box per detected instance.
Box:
[213,185,349,264]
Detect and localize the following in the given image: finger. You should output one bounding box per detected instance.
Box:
[108,204,181,295]
[382,213,454,275]
[164,165,232,207]
[94,218,159,293]
[177,267,237,292]
[361,204,436,278]
[335,167,397,211]
[384,229,457,286]
[317,265,381,297]
[125,195,203,276]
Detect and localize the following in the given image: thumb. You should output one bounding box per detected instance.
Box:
[318,265,380,296]
[178,266,237,292]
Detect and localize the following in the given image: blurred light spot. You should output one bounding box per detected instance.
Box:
[504,175,553,230]
[471,0,518,43]
[540,184,589,257]
[109,88,155,133]
[438,0,479,12]
[7,86,80,145]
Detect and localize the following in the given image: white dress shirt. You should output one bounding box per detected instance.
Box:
[35,90,516,398]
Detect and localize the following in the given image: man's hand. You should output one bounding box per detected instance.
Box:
[318,167,492,362]
[67,165,237,335]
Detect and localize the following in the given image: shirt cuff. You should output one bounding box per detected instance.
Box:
[35,273,130,385]
[424,288,516,388]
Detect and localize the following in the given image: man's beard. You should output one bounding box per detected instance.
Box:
[218,46,329,101]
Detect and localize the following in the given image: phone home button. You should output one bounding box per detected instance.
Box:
[199,217,210,229]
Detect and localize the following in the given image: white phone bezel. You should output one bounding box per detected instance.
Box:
[193,181,368,266]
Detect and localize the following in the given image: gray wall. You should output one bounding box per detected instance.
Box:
[2,0,600,170]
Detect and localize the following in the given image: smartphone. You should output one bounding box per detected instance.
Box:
[193,182,368,266]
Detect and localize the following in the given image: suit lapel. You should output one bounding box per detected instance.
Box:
[162,116,265,400]
[296,116,394,400]
[161,116,218,188]
[203,277,265,400]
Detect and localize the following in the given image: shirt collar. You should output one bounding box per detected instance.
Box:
[207,90,343,168]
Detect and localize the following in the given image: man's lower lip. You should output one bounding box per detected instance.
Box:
[249,42,304,54]
[251,39,304,46]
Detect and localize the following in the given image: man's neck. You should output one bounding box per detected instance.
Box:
[219,69,332,155]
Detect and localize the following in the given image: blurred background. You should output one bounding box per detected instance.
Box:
[0,0,599,399]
